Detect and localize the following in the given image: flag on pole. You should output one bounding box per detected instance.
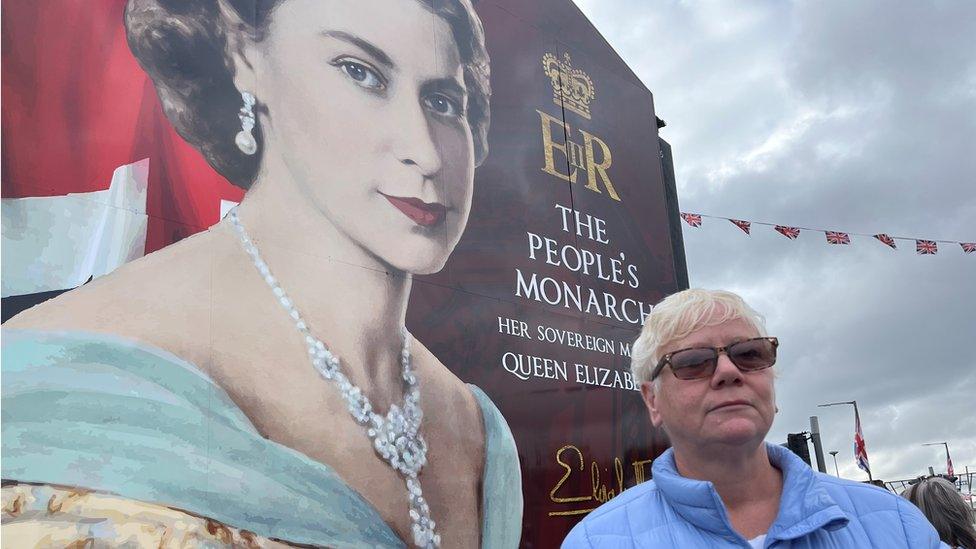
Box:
[947,450,954,477]
[854,409,871,476]
[680,213,702,227]
[730,219,751,234]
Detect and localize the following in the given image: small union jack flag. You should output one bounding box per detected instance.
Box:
[873,234,897,249]
[680,213,702,227]
[825,231,850,245]
[916,239,938,255]
[774,225,800,240]
[961,242,976,254]
[854,409,871,477]
[729,219,751,235]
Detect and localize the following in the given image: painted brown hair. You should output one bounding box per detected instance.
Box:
[124,0,491,189]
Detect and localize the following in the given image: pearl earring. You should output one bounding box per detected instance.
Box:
[235,91,257,155]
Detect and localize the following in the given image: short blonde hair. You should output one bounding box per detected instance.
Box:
[631,289,766,385]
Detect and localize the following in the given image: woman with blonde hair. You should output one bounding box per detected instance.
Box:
[564,288,944,548]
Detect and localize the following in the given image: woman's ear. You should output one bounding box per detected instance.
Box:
[640,381,664,428]
[217,0,261,96]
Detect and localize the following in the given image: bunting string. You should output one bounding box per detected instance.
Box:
[679,212,974,256]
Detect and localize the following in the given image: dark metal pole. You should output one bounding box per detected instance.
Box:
[809,416,827,473]
[967,466,973,506]
[923,441,953,476]
[944,442,951,475]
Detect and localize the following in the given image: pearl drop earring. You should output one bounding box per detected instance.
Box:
[235,91,257,155]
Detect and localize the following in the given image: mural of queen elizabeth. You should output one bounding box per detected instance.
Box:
[1,1,522,547]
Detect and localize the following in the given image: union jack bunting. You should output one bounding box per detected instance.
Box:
[673,214,971,254]
[680,213,702,228]
[825,231,850,245]
[854,409,871,477]
[916,239,938,255]
[873,233,897,249]
[730,219,751,235]
[774,225,800,240]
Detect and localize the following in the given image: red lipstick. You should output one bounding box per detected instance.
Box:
[381,194,447,227]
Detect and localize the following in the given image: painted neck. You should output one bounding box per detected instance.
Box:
[230,171,411,401]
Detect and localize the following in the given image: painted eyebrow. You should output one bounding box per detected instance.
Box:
[321,30,394,70]
[421,78,468,101]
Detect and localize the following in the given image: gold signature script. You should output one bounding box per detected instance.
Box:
[548,445,654,516]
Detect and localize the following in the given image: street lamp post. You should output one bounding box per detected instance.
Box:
[818,400,873,481]
[829,451,840,477]
[922,441,952,476]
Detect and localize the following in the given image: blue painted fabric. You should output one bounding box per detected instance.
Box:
[1,329,523,548]
[563,443,946,548]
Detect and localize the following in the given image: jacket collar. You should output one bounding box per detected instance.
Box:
[652,442,849,542]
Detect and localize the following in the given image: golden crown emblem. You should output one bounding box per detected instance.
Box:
[542,52,596,119]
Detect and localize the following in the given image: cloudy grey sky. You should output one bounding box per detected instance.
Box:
[575,0,976,482]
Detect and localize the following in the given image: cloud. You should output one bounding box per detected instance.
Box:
[575,0,976,481]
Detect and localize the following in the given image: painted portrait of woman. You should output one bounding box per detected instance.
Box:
[1,0,522,547]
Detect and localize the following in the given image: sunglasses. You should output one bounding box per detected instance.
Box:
[651,337,779,381]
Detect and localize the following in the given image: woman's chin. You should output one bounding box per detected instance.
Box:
[383,249,451,276]
[706,420,768,447]
[355,222,463,275]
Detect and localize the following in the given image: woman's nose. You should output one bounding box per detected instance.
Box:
[711,352,743,387]
[394,100,442,178]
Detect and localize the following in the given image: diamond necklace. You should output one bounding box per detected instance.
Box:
[228,209,441,548]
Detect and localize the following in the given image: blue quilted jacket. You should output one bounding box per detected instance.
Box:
[562,443,945,548]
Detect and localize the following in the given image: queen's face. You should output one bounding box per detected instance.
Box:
[250,0,476,274]
[642,317,777,451]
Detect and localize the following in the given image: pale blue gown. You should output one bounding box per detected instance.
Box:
[1,329,523,548]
